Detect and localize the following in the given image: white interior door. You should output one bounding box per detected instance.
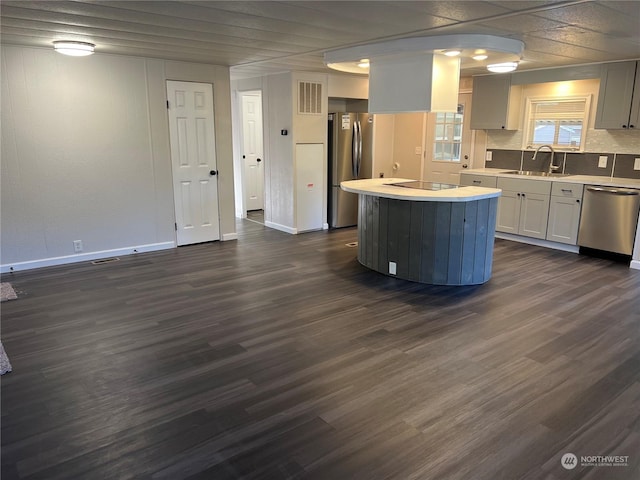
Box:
[242,92,264,212]
[423,92,473,185]
[167,80,220,246]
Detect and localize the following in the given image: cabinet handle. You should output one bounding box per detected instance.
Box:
[623,125,628,128]
[561,189,572,193]
[473,180,481,184]
[576,199,580,203]
[630,125,635,128]
[522,193,526,197]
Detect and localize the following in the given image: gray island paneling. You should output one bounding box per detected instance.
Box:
[342,179,501,285]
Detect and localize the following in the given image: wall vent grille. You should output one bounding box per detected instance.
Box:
[298,81,322,115]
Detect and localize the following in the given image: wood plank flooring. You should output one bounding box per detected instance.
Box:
[2,220,639,479]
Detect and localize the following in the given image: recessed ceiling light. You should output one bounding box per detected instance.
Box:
[444,50,461,57]
[472,54,488,61]
[358,58,370,68]
[53,41,95,56]
[487,62,518,73]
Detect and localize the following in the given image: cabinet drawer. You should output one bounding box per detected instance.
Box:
[497,177,552,195]
[460,174,497,188]
[551,182,583,199]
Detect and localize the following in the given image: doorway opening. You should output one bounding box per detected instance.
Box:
[238,90,265,224]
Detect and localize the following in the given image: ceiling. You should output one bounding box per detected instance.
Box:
[1,1,639,79]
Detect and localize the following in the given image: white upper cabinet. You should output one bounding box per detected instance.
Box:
[470,75,522,130]
[594,61,640,130]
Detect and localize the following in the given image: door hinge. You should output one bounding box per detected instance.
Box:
[166,100,170,109]
[175,222,177,231]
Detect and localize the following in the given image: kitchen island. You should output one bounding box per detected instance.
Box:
[341,178,501,285]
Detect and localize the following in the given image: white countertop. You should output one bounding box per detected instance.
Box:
[463,168,640,189]
[341,178,501,202]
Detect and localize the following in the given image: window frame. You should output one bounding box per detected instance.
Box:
[522,94,592,152]
[432,104,464,163]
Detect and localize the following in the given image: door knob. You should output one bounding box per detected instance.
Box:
[209,170,218,176]
[257,158,262,162]
[462,164,468,168]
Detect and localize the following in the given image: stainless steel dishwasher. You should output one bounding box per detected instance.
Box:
[577,185,640,255]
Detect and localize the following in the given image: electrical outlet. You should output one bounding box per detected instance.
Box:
[634,158,640,170]
[598,156,608,168]
[389,261,397,275]
[485,151,493,162]
[73,240,83,253]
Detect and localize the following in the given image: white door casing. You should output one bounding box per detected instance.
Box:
[166,81,220,246]
[423,92,473,185]
[242,93,264,212]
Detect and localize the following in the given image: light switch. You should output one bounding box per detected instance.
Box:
[634,158,640,170]
[415,147,422,155]
[485,151,493,161]
[598,156,608,168]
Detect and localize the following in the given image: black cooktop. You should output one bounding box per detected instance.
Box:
[387,181,459,191]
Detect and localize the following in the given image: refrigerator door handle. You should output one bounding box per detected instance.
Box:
[356,121,363,178]
[351,121,358,179]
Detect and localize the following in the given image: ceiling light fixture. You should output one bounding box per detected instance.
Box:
[487,61,518,73]
[443,50,461,57]
[358,58,370,68]
[53,41,95,56]
[472,54,488,61]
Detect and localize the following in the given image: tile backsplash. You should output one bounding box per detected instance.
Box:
[484,149,640,179]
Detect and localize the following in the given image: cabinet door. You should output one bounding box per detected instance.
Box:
[594,61,637,129]
[547,196,582,245]
[496,190,520,234]
[519,192,550,239]
[470,75,519,130]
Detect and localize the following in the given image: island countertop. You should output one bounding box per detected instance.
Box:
[341,178,501,202]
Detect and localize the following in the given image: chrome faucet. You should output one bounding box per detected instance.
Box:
[531,145,559,174]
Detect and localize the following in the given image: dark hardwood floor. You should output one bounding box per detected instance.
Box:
[2,220,639,480]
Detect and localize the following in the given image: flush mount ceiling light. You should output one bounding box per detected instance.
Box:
[487,61,519,73]
[53,41,95,56]
[358,58,370,68]
[443,49,462,57]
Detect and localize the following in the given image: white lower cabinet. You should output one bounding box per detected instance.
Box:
[496,178,551,240]
[546,182,584,245]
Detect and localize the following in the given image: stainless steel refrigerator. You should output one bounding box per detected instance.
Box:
[328,112,374,228]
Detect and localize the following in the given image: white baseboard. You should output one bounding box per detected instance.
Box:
[221,232,238,241]
[495,233,580,253]
[264,221,297,235]
[1,242,175,273]
[630,260,640,270]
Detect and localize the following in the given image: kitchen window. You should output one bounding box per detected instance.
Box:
[523,96,591,151]
[433,104,463,162]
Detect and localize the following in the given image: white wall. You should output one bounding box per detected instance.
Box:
[0,46,235,271]
[263,72,294,231]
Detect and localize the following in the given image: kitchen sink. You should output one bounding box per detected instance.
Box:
[502,170,571,177]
